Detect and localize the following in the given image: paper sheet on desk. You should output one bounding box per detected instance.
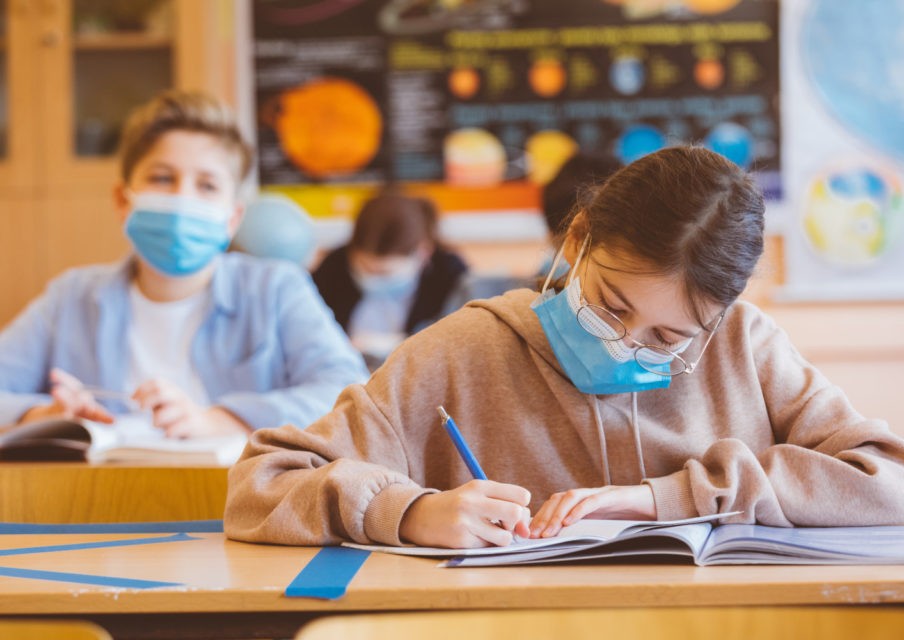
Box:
[342,512,741,558]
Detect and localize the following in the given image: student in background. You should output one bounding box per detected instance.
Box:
[226,146,904,548]
[313,191,468,367]
[439,153,622,332]
[0,90,368,437]
[538,152,621,279]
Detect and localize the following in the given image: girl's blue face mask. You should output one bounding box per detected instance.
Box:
[125,192,231,277]
[530,238,672,395]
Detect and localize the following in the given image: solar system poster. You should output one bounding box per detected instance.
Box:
[252,0,780,224]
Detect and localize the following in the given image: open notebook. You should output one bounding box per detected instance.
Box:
[0,414,246,465]
[346,513,904,566]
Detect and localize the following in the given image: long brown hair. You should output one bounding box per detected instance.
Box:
[565,146,765,325]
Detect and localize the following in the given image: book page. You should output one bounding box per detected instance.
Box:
[343,512,730,558]
[702,524,904,565]
[84,414,247,465]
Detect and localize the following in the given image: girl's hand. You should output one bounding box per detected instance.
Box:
[399,480,532,548]
[529,484,657,538]
[132,379,249,438]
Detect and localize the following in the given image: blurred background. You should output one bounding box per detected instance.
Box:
[0,0,901,426]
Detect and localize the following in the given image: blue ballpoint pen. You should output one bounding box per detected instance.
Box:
[437,405,487,480]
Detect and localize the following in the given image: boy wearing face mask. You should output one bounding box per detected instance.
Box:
[225,147,904,549]
[0,91,368,437]
[312,192,468,367]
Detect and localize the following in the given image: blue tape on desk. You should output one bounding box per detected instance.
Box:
[285,547,370,600]
[0,520,223,534]
[0,532,196,557]
[0,565,181,589]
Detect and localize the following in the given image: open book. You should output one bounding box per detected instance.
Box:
[346,513,904,566]
[0,414,246,465]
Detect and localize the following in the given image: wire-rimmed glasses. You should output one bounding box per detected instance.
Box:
[576,301,724,376]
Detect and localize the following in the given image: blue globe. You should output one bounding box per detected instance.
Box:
[232,194,318,267]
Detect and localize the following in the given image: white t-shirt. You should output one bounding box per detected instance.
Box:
[124,284,211,406]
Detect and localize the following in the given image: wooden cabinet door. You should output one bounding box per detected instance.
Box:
[0,0,41,192]
[39,0,177,190]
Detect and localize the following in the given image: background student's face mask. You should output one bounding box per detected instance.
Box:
[351,256,422,296]
[125,192,231,277]
[531,241,671,395]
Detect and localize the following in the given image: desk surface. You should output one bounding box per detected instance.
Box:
[0,532,902,615]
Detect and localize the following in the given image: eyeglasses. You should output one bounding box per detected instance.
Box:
[576,294,725,377]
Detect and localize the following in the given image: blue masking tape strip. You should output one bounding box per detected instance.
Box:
[0,520,223,534]
[0,532,196,557]
[285,547,370,599]
[0,565,181,589]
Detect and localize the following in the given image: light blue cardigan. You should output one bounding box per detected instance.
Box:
[0,253,369,429]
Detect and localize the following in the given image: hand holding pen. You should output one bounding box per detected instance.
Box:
[17,368,119,425]
[397,406,532,549]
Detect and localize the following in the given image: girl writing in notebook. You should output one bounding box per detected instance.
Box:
[226,146,904,548]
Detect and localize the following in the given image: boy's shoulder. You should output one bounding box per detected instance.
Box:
[221,249,306,273]
[215,252,313,296]
[46,260,130,296]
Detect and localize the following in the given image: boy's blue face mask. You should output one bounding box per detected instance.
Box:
[125,192,231,277]
[530,240,671,395]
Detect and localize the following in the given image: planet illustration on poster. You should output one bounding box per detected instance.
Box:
[602,0,741,19]
[529,58,567,98]
[694,57,724,90]
[449,66,481,99]
[525,130,579,185]
[609,55,645,95]
[802,165,904,268]
[273,78,382,179]
[616,125,665,164]
[704,122,753,169]
[444,128,507,187]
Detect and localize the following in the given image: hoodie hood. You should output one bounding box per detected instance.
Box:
[467,288,566,375]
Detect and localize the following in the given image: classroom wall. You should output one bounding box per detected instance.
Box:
[0,0,901,432]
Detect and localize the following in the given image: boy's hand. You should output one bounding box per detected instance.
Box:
[529,484,657,538]
[132,379,249,438]
[399,480,531,548]
[19,368,116,424]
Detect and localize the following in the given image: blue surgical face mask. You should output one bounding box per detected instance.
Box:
[351,257,421,297]
[530,240,672,395]
[125,192,231,277]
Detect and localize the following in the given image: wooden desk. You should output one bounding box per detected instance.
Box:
[0,532,902,639]
[0,464,228,523]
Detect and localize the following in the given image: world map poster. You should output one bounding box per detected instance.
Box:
[781,0,904,301]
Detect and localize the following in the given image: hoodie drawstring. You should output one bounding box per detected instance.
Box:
[590,392,647,485]
[590,396,612,486]
[631,391,647,480]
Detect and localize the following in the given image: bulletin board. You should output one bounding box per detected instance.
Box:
[779,0,904,301]
[251,0,781,231]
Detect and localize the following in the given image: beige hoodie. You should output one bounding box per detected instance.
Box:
[225,290,904,546]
